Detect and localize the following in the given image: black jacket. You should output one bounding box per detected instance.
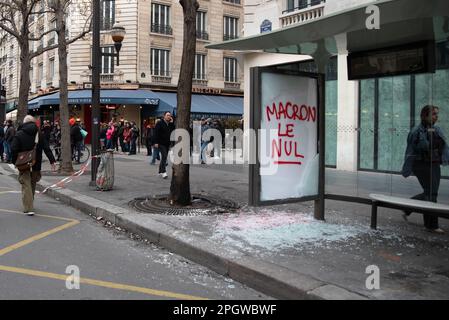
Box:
[0,125,4,142]
[154,120,175,147]
[11,122,56,171]
[5,125,15,143]
[70,124,83,143]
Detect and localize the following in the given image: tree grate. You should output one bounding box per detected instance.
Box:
[129,194,239,216]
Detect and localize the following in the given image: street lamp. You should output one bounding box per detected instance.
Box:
[90,2,126,185]
[111,22,126,66]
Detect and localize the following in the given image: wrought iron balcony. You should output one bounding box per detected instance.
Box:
[223,0,241,4]
[224,81,240,90]
[151,24,173,35]
[281,0,326,28]
[196,31,209,41]
[150,70,172,84]
[193,74,207,86]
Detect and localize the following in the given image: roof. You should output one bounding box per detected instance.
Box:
[207,0,449,55]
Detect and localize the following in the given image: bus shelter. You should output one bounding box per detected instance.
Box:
[208,0,449,222]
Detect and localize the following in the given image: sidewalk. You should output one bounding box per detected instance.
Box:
[2,148,449,299]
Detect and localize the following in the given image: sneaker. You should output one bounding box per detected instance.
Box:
[161,172,168,179]
[25,211,35,216]
[426,228,445,234]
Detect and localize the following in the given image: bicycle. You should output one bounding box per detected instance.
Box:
[50,143,90,164]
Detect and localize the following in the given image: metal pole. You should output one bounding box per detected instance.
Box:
[314,73,326,220]
[90,0,101,184]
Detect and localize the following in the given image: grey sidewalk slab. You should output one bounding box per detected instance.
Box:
[2,152,449,299]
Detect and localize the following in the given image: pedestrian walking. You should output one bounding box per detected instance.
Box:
[153,112,175,178]
[11,115,56,216]
[106,121,115,150]
[145,122,155,156]
[4,119,16,163]
[200,118,212,164]
[0,122,4,162]
[401,105,449,233]
[42,120,52,144]
[129,121,139,155]
[52,121,62,161]
[150,119,161,165]
[70,118,83,164]
[123,122,131,153]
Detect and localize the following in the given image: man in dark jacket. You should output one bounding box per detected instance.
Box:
[153,112,175,178]
[4,119,16,163]
[70,118,83,163]
[0,122,4,162]
[11,115,56,216]
[128,121,139,155]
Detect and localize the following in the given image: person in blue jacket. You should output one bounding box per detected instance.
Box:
[401,105,449,233]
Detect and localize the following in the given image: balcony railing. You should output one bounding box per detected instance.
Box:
[223,0,241,4]
[193,74,207,86]
[151,70,172,84]
[223,34,238,41]
[281,0,325,27]
[196,31,209,41]
[282,0,325,14]
[88,73,121,83]
[224,81,240,90]
[151,24,173,35]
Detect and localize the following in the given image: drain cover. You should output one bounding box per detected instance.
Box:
[129,194,239,216]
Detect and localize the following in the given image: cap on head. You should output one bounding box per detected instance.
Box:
[23,115,36,123]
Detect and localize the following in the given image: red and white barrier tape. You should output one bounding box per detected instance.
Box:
[38,155,99,194]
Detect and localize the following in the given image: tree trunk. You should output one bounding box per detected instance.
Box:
[169,0,198,205]
[17,37,30,124]
[56,3,74,174]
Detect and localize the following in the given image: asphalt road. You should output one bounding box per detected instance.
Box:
[0,171,268,300]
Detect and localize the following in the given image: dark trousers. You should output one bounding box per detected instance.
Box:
[407,161,441,229]
[71,142,82,163]
[146,138,152,156]
[119,137,126,152]
[0,139,4,160]
[159,145,169,174]
[129,137,137,154]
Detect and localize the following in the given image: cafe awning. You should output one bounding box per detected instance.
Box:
[28,89,163,109]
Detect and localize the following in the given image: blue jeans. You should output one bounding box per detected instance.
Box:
[151,147,160,164]
[3,141,11,161]
[200,141,209,162]
[106,139,113,149]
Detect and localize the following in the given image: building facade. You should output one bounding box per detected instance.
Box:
[1,0,245,126]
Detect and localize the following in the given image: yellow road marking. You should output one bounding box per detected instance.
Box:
[0,208,208,300]
[0,220,79,257]
[0,265,207,300]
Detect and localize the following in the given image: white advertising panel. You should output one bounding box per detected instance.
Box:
[259,72,319,201]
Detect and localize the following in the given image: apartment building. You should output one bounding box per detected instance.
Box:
[1,0,245,129]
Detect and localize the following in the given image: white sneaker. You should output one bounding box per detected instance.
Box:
[161,172,168,179]
[25,211,35,216]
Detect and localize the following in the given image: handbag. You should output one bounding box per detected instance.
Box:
[15,132,39,172]
[80,128,88,138]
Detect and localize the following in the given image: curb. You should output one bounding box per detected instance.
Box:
[2,167,368,300]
